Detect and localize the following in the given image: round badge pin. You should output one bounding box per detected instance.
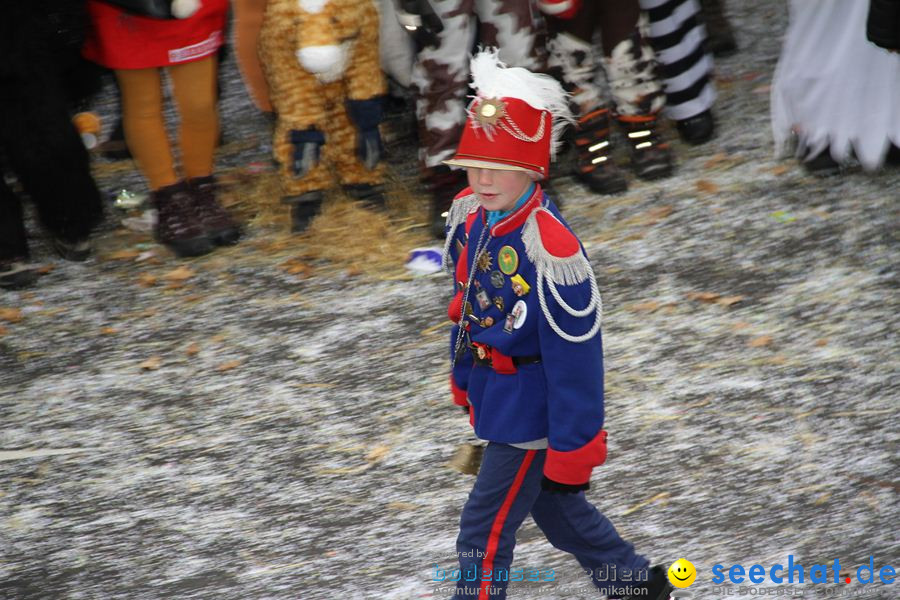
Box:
[512,300,528,329]
[498,246,519,275]
[490,270,505,289]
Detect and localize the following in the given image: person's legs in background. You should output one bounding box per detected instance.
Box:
[116,66,213,257]
[170,56,241,246]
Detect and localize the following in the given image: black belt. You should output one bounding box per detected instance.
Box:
[472,350,542,368]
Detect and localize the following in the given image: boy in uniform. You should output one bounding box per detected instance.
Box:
[440,49,673,600]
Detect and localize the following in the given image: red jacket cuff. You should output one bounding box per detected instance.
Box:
[544,429,608,485]
[451,376,468,407]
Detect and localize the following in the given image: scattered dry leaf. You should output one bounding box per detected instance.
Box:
[108,248,141,261]
[703,153,730,169]
[164,281,186,290]
[815,338,828,347]
[140,356,163,370]
[280,258,312,276]
[216,359,243,372]
[771,164,790,176]
[137,273,158,287]
[0,326,7,336]
[35,265,55,275]
[641,205,674,225]
[732,321,752,331]
[749,335,773,348]
[696,180,720,194]
[100,327,119,335]
[366,445,390,463]
[628,301,662,313]
[687,291,721,303]
[717,295,745,307]
[185,342,200,356]
[163,266,196,281]
[0,308,23,323]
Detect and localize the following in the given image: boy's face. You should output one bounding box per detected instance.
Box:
[466,167,533,212]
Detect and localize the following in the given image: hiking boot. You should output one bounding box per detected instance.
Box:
[343,183,387,210]
[621,565,674,600]
[619,115,674,180]
[283,190,324,234]
[699,0,737,57]
[51,236,92,262]
[426,165,468,239]
[189,175,241,246]
[675,109,716,145]
[573,107,628,195]
[152,181,214,257]
[0,258,39,290]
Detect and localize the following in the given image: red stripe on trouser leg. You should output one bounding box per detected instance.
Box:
[478,450,537,600]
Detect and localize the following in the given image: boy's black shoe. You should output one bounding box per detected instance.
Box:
[283,190,324,234]
[675,109,716,145]
[621,565,673,600]
[152,181,214,258]
[0,259,39,290]
[573,107,628,195]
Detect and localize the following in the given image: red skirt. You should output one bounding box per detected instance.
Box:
[83,0,228,69]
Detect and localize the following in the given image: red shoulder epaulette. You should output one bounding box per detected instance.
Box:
[533,209,580,258]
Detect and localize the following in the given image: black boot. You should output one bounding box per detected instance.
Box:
[620,115,674,180]
[152,181,214,258]
[425,166,467,239]
[573,107,628,194]
[189,175,241,246]
[283,190,325,234]
[675,109,716,145]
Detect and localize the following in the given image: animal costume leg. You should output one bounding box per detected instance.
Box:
[326,100,385,187]
[259,3,332,200]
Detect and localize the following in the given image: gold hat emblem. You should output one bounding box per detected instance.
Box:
[476,98,506,125]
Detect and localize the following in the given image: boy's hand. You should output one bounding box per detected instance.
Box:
[541,476,589,494]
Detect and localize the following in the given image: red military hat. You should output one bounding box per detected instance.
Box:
[444,49,572,180]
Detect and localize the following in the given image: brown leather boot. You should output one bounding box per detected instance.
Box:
[152,181,213,258]
[188,175,241,246]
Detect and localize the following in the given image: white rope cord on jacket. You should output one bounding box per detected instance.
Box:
[536,270,603,343]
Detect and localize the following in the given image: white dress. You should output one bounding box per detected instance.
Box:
[771,0,900,170]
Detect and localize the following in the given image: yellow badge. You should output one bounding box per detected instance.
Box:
[510,274,531,297]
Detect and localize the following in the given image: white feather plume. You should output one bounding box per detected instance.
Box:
[469,48,573,159]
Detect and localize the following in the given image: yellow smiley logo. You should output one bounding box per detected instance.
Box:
[668,558,697,588]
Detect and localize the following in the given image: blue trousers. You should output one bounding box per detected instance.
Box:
[453,443,649,599]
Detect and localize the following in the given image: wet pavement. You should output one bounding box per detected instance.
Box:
[1,2,898,599]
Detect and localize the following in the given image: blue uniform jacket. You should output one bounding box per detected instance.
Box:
[443,184,608,486]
